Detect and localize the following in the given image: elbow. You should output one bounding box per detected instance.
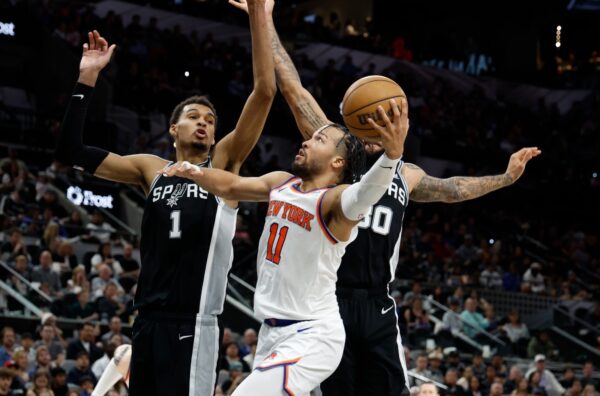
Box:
[253,77,277,99]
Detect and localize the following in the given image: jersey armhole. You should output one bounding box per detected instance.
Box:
[316,189,339,245]
[268,176,299,201]
[397,162,410,203]
[145,161,173,197]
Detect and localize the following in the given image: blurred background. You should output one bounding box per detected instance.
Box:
[0,0,598,395]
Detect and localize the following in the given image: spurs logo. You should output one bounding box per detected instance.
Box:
[166,183,186,207]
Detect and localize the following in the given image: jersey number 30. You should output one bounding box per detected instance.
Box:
[266,223,288,265]
[358,205,393,236]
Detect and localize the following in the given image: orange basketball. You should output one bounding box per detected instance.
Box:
[341,75,406,141]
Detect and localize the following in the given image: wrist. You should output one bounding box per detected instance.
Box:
[78,69,100,87]
[383,150,403,161]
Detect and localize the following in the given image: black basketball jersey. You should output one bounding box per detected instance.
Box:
[134,159,237,315]
[338,157,409,289]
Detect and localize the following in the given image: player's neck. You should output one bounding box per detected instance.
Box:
[296,173,337,192]
[175,147,209,165]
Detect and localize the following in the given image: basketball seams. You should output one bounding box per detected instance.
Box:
[342,77,397,109]
[343,95,406,130]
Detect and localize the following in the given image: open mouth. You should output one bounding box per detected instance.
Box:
[194,129,207,139]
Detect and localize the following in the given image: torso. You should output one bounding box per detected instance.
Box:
[134,159,237,314]
[253,177,357,321]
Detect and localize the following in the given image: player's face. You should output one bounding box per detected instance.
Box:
[170,104,216,152]
[292,127,345,179]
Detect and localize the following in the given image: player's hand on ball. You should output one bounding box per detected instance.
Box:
[505,147,541,183]
[228,0,274,15]
[160,161,204,180]
[80,30,116,74]
[367,98,408,160]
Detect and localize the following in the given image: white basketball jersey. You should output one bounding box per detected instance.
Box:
[254,177,357,321]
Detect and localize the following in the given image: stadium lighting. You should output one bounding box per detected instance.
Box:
[489,239,495,245]
[0,22,15,36]
[593,172,598,178]
[555,25,562,49]
[556,42,561,48]
[184,71,190,77]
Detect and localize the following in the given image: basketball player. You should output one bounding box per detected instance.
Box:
[229,1,541,394]
[161,95,408,395]
[55,0,276,393]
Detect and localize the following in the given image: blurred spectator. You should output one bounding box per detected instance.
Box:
[420,382,440,396]
[502,262,521,292]
[221,342,250,373]
[455,235,481,264]
[582,385,596,396]
[479,262,502,289]
[469,353,486,380]
[50,367,68,396]
[559,367,575,389]
[505,366,524,394]
[65,266,90,295]
[96,283,127,320]
[7,255,32,295]
[115,243,139,292]
[523,263,545,294]
[1,229,29,264]
[490,382,504,396]
[0,367,15,396]
[405,298,432,341]
[17,332,36,363]
[31,251,62,297]
[238,328,257,358]
[220,361,244,395]
[29,345,53,377]
[527,331,557,359]
[242,342,256,370]
[502,310,529,356]
[580,361,597,388]
[409,354,432,387]
[66,289,97,322]
[442,369,466,396]
[490,354,507,377]
[525,354,565,396]
[457,366,473,390]
[466,376,482,396]
[0,327,16,366]
[427,351,445,384]
[34,324,64,361]
[84,211,115,244]
[460,298,488,339]
[91,264,120,300]
[100,317,131,344]
[26,369,52,396]
[66,323,102,363]
[404,282,424,304]
[10,350,30,389]
[91,342,117,379]
[60,211,84,237]
[66,351,96,386]
[53,242,78,273]
[90,243,122,276]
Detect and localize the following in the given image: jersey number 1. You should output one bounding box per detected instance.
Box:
[266,223,288,265]
[170,210,181,239]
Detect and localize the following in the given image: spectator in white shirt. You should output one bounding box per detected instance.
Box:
[479,261,503,289]
[523,262,546,294]
[525,355,565,396]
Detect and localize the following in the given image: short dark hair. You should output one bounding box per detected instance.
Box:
[169,96,218,128]
[329,123,366,184]
[76,350,90,359]
[80,322,94,330]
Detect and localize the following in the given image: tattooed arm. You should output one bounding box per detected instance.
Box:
[229,0,330,140]
[402,147,541,203]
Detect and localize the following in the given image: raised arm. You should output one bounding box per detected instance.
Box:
[322,99,408,241]
[229,0,330,139]
[402,147,541,203]
[161,161,291,202]
[213,0,277,173]
[56,30,166,193]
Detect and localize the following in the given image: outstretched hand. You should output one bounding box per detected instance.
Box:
[159,161,205,180]
[366,98,409,160]
[80,30,116,75]
[506,147,542,182]
[228,0,274,15]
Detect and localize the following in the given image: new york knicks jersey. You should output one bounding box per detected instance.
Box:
[337,158,409,288]
[134,159,237,315]
[254,177,357,321]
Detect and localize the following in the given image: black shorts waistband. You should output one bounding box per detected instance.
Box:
[137,309,197,322]
[336,287,389,299]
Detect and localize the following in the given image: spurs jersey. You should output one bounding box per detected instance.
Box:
[338,158,409,288]
[134,159,237,314]
[254,177,357,321]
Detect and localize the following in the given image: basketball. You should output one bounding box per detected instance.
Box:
[341,75,406,141]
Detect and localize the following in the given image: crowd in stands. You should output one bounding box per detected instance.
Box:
[0,1,599,395]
